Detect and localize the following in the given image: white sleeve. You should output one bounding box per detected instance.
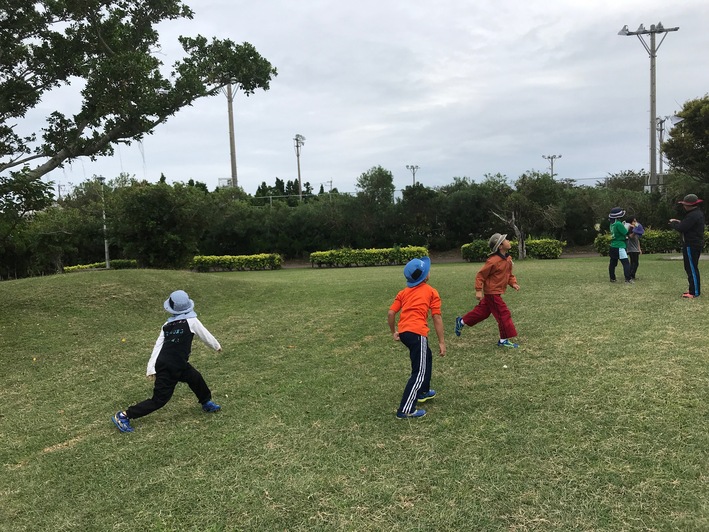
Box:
[146,327,166,376]
[187,317,222,351]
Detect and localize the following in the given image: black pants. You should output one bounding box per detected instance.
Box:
[398,332,432,415]
[628,252,640,279]
[126,361,211,419]
[608,247,631,281]
[682,245,702,296]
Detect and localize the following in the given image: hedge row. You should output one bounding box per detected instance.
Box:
[593,229,709,256]
[461,238,566,262]
[310,246,428,268]
[190,254,283,272]
[64,259,138,272]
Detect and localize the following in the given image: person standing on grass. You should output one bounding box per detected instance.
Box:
[625,216,645,280]
[608,207,632,284]
[669,194,705,299]
[388,256,446,419]
[112,290,223,433]
[454,233,521,348]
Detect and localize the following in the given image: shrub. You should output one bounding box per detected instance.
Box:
[525,239,566,259]
[593,230,709,256]
[461,239,565,261]
[64,259,138,272]
[309,246,428,268]
[190,254,283,272]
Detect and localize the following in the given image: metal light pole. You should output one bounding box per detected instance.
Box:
[618,22,679,191]
[294,134,306,201]
[97,176,110,269]
[542,154,561,178]
[405,165,419,186]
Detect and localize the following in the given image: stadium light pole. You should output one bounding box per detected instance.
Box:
[96,176,110,269]
[225,83,238,188]
[618,22,679,191]
[406,165,419,186]
[294,134,306,201]
[542,154,561,178]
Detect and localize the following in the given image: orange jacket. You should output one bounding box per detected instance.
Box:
[389,283,441,337]
[475,253,517,295]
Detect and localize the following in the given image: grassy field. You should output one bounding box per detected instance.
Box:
[1,256,708,531]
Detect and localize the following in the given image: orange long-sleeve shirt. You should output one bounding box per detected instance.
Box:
[389,283,441,336]
[475,253,517,295]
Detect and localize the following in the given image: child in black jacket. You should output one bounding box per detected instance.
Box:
[112,290,222,432]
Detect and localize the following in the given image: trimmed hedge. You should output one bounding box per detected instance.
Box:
[64,259,138,272]
[461,238,566,262]
[310,246,428,268]
[593,229,709,256]
[190,254,283,272]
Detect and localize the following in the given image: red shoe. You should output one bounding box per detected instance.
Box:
[682,292,696,299]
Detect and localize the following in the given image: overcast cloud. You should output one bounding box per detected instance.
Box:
[43,0,709,195]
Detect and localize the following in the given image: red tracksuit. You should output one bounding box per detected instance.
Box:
[462,252,517,339]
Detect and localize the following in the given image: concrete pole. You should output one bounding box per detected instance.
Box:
[226,84,238,188]
[649,32,657,190]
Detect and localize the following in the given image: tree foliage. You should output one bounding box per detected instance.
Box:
[0,0,277,179]
[0,169,53,249]
[5,165,702,279]
[663,94,709,182]
[356,166,395,206]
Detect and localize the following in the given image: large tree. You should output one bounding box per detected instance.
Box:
[0,0,277,179]
[662,94,709,182]
[355,165,395,206]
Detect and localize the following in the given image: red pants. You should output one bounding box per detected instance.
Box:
[462,294,517,339]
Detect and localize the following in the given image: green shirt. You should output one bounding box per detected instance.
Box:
[609,220,628,249]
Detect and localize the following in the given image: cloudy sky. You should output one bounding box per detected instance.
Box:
[45,0,709,195]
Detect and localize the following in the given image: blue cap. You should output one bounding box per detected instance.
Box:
[403,257,431,288]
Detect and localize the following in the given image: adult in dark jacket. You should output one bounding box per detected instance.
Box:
[669,194,705,298]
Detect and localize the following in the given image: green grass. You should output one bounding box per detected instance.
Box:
[1,256,708,531]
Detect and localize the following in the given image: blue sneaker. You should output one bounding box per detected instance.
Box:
[455,316,464,337]
[202,400,221,413]
[497,339,519,348]
[417,389,436,403]
[112,411,134,433]
[396,409,426,419]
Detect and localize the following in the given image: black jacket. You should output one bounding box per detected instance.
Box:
[670,208,705,248]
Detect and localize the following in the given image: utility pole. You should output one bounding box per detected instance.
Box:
[618,22,679,191]
[294,134,306,201]
[656,115,684,177]
[542,154,561,178]
[405,165,419,186]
